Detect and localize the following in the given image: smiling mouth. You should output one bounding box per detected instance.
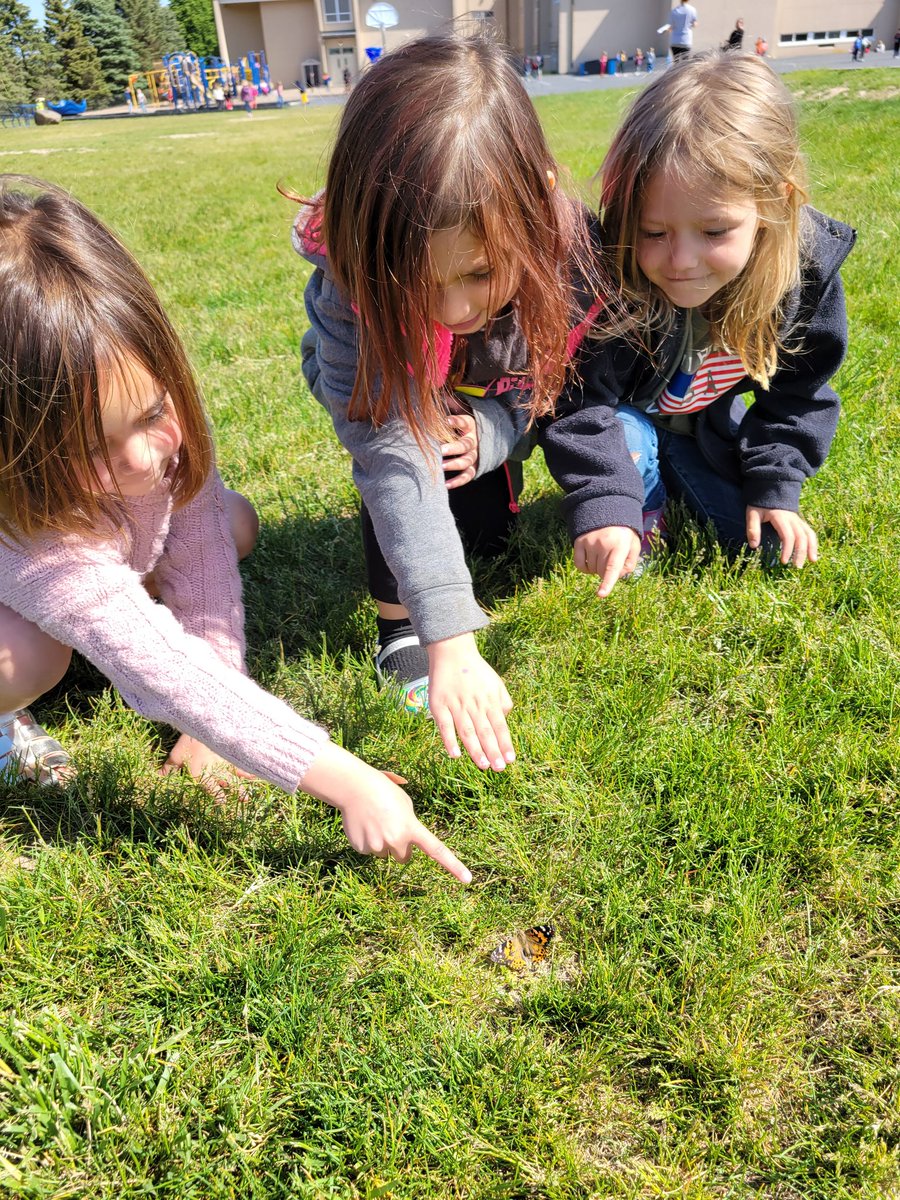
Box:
[446,316,484,334]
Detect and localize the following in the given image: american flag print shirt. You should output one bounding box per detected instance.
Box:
[652,350,747,416]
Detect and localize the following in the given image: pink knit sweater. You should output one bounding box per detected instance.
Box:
[0,468,329,791]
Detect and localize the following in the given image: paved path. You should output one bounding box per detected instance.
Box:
[74,52,900,121]
[521,51,900,97]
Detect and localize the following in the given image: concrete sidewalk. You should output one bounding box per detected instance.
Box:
[521,50,900,97]
[74,53,900,121]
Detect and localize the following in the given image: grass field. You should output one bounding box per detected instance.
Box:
[1,73,899,1197]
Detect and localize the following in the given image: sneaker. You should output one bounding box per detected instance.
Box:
[0,709,71,786]
[639,506,668,558]
[628,507,668,580]
[374,635,430,715]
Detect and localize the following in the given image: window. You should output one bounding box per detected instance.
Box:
[779,28,870,45]
[323,0,351,23]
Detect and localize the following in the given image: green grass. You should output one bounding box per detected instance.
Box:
[1,75,900,1196]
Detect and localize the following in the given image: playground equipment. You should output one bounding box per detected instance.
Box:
[47,99,87,116]
[126,49,270,111]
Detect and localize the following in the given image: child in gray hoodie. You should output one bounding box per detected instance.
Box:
[295,34,642,774]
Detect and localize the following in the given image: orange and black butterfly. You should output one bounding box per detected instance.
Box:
[489,924,555,972]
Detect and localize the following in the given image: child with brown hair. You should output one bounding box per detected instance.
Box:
[543,51,854,571]
[0,174,469,883]
[296,33,643,770]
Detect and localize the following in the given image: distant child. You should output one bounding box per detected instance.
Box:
[542,52,854,572]
[276,80,285,108]
[0,176,469,883]
[646,47,656,71]
[295,35,640,772]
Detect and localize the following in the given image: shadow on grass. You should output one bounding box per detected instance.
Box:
[239,491,577,670]
[0,756,372,881]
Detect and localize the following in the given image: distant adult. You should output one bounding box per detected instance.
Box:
[664,3,698,59]
[724,17,744,50]
[342,66,352,92]
[123,89,133,114]
[894,28,900,56]
[851,34,863,61]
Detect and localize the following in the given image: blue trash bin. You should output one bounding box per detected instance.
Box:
[607,58,617,75]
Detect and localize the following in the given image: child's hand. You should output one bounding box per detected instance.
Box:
[441,413,479,489]
[161,733,255,800]
[300,743,472,882]
[746,507,819,567]
[573,526,641,597]
[427,633,515,772]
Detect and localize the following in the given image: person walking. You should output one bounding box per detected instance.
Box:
[136,88,148,114]
[724,17,744,50]
[660,3,698,59]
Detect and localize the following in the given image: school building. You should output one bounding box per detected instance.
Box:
[211,0,900,86]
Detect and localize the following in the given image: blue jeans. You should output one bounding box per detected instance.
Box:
[615,405,776,553]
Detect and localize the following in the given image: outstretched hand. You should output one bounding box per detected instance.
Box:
[161,733,255,801]
[427,633,515,772]
[746,506,819,567]
[300,743,472,883]
[573,526,641,596]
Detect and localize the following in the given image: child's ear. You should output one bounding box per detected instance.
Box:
[547,169,557,191]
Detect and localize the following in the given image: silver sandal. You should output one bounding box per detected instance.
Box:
[0,709,71,786]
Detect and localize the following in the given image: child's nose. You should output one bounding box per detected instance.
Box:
[440,286,473,328]
[668,234,699,269]
[121,434,155,474]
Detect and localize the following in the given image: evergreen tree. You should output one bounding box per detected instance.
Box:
[44,0,107,104]
[72,0,137,96]
[165,0,214,57]
[117,0,162,68]
[0,0,60,99]
[155,1,183,53]
[0,30,28,100]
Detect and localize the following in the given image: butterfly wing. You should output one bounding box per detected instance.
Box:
[489,934,528,971]
[522,924,555,964]
[490,925,555,972]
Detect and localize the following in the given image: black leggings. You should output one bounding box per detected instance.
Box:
[362,462,522,605]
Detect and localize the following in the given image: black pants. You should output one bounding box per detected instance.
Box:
[362,462,522,604]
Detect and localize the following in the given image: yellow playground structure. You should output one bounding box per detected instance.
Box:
[127,51,271,111]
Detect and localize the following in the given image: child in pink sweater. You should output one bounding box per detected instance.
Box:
[0,174,469,883]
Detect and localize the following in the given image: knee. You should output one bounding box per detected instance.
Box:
[226,490,260,561]
[0,608,72,709]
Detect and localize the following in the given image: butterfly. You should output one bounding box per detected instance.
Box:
[489,924,555,972]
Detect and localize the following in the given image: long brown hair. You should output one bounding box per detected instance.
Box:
[600,51,809,388]
[314,33,592,442]
[0,175,212,542]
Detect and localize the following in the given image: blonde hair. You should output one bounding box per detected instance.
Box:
[0,175,212,542]
[600,51,809,387]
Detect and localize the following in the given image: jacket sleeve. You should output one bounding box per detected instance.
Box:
[537,338,645,540]
[470,397,532,475]
[304,268,488,644]
[737,271,847,511]
[0,539,329,792]
[150,468,246,673]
